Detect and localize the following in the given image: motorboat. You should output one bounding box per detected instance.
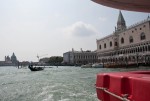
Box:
[92,63,103,68]
[81,64,92,68]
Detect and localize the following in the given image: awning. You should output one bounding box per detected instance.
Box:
[92,0,150,12]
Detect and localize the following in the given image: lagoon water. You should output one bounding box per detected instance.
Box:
[0,66,150,101]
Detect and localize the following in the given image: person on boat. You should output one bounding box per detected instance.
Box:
[28,62,33,68]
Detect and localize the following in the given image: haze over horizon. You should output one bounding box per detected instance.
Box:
[0,0,149,62]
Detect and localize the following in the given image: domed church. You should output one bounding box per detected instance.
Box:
[11,52,18,64]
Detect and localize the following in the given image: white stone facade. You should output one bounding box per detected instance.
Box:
[63,49,97,65]
[97,11,150,66]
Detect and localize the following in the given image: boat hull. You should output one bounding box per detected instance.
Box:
[95,71,150,101]
[81,64,92,68]
[28,66,44,71]
[92,64,103,68]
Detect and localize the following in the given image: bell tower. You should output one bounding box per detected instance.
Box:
[117,11,126,31]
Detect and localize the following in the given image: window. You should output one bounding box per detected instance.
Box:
[121,37,124,44]
[148,45,150,51]
[141,32,146,40]
[129,36,133,43]
[110,41,112,47]
[104,43,106,48]
[115,42,118,46]
[99,45,101,49]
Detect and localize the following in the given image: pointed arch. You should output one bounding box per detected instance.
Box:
[141,32,146,40]
[110,41,112,47]
[121,37,124,44]
[129,36,133,43]
[99,45,101,49]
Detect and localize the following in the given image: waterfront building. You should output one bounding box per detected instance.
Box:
[5,56,11,63]
[63,48,97,65]
[97,11,150,66]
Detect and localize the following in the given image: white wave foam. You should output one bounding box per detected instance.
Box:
[58,99,70,101]
[42,94,53,101]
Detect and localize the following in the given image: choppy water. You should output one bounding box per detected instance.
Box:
[0,66,150,101]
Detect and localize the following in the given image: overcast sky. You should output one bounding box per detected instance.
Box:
[0,0,149,62]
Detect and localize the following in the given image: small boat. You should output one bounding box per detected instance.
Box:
[95,71,150,101]
[28,65,44,71]
[81,64,92,68]
[92,63,103,68]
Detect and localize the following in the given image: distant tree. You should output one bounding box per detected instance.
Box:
[48,56,63,65]
[39,58,49,63]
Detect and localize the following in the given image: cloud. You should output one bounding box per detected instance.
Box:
[99,17,107,22]
[63,21,99,37]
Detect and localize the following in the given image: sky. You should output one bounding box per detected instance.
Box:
[0,0,149,62]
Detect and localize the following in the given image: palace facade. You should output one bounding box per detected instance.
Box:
[97,11,150,66]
